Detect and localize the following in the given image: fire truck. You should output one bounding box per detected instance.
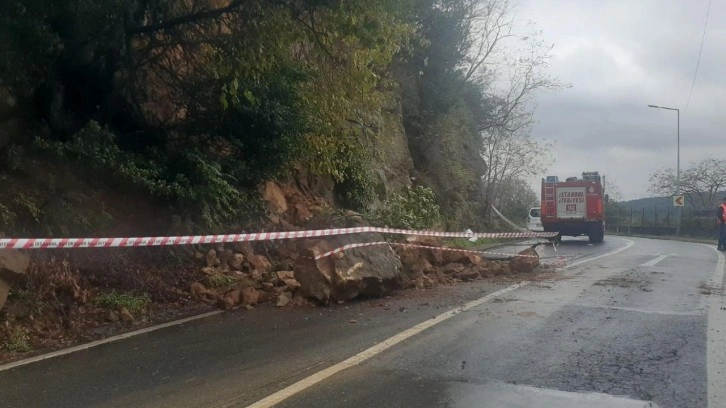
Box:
[541,171,605,243]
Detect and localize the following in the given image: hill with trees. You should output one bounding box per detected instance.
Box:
[0,0,557,235]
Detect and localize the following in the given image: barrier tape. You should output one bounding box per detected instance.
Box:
[0,227,557,250]
[315,242,542,260]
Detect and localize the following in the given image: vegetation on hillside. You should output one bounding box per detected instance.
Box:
[0,0,556,234]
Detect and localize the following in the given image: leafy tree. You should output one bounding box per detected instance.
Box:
[0,0,559,233]
[371,186,441,230]
[0,0,415,230]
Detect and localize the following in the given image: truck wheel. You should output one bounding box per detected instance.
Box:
[588,225,604,243]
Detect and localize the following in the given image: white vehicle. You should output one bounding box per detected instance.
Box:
[527,207,543,231]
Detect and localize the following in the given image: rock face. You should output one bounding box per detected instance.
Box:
[261,181,288,214]
[509,247,540,273]
[0,249,30,311]
[294,233,402,303]
[367,92,414,205]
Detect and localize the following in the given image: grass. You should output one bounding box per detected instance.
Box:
[206,274,235,288]
[95,291,150,313]
[3,328,31,353]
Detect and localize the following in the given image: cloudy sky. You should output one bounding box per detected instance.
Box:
[514,0,723,200]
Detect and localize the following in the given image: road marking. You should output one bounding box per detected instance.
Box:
[705,244,726,408]
[244,283,528,408]
[0,310,224,372]
[569,303,703,316]
[563,238,634,270]
[641,254,670,267]
[454,380,658,408]
[246,237,635,408]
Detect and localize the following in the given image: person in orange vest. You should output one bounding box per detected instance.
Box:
[718,197,726,250]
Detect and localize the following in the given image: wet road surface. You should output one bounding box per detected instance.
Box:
[1,236,723,408]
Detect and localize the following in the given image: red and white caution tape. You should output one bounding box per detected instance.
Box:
[314,242,541,260]
[0,227,557,250]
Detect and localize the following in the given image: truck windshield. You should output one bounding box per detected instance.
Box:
[530,208,541,218]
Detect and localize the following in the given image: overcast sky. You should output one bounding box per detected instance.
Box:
[515,0,723,200]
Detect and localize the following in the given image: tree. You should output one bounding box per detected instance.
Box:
[649,157,726,209]
[603,178,624,216]
[459,0,560,221]
[393,0,559,228]
[480,126,553,219]
[492,177,538,224]
[1,0,415,228]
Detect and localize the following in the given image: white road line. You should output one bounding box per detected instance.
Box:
[246,238,636,408]
[244,283,528,408]
[641,254,669,267]
[705,244,726,408]
[569,303,703,316]
[564,238,635,270]
[0,310,224,372]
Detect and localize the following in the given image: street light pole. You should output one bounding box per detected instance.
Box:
[648,104,680,234]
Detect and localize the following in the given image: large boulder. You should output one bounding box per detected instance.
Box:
[0,249,30,310]
[396,243,443,266]
[509,247,540,274]
[294,233,403,303]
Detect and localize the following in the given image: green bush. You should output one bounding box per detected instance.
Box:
[206,274,235,288]
[95,291,150,314]
[34,122,248,231]
[371,186,441,230]
[3,327,31,353]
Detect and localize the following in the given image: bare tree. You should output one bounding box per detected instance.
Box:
[453,0,562,132]
[480,125,553,218]
[603,177,623,202]
[459,0,514,83]
[649,157,726,209]
[493,176,538,223]
[444,0,561,221]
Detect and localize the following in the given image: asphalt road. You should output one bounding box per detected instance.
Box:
[1,236,724,408]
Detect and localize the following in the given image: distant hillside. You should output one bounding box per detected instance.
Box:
[619,196,672,209]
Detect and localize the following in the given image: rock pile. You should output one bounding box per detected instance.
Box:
[190,229,540,309]
[190,242,306,310]
[395,237,541,290]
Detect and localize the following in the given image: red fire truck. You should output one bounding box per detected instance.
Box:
[541,171,605,243]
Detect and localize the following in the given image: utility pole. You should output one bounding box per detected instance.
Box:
[648,104,680,235]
